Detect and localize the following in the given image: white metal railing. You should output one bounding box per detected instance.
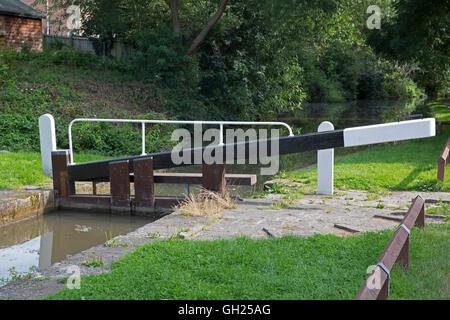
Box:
[68,118,294,164]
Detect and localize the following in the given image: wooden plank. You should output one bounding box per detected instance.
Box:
[224,173,257,186]
[60,194,111,213]
[402,196,425,229]
[67,130,345,181]
[154,196,184,209]
[109,160,130,212]
[130,172,256,186]
[437,137,450,181]
[202,163,226,194]
[67,195,110,206]
[51,150,74,198]
[134,157,155,210]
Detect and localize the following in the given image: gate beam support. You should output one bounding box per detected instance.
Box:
[202,163,226,195]
[51,150,74,201]
[109,160,131,213]
[134,157,155,213]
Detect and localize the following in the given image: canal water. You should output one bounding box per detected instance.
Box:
[165,99,430,197]
[0,99,428,286]
[0,211,154,285]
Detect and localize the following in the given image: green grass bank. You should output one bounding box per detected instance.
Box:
[279,100,450,192]
[46,223,449,300]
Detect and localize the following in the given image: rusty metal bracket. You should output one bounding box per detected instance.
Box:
[397,223,410,236]
[376,262,390,297]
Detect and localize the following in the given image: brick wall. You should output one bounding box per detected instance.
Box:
[0,15,43,52]
[22,0,73,36]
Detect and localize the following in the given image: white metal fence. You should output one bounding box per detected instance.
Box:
[68,118,294,164]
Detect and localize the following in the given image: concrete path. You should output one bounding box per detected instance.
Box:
[193,190,448,239]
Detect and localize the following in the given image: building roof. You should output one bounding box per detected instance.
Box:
[0,0,44,19]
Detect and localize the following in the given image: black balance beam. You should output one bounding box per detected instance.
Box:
[68,130,344,181]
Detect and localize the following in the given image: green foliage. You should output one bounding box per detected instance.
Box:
[381,65,425,100]
[0,152,111,189]
[46,223,449,299]
[369,0,450,96]
[132,27,190,83]
[426,200,450,218]
[0,266,38,286]
[81,256,104,268]
[33,0,432,116]
[0,47,173,156]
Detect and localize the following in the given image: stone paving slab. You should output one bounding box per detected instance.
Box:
[194,190,448,240]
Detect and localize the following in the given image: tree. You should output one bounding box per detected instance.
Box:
[35,0,229,56]
[369,0,450,96]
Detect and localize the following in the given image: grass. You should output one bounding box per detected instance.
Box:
[175,189,237,216]
[280,100,450,192]
[45,223,449,300]
[426,200,450,218]
[0,152,110,189]
[81,256,104,268]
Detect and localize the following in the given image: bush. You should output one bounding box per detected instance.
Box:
[381,65,426,100]
[132,27,190,85]
[0,47,174,156]
[68,121,173,157]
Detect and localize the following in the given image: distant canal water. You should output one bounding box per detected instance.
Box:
[0,211,154,286]
[165,99,430,197]
[0,99,428,286]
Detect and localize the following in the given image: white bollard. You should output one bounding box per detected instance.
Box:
[317,121,334,195]
[39,114,57,177]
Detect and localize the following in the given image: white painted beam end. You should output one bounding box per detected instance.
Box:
[343,118,435,147]
[39,114,57,178]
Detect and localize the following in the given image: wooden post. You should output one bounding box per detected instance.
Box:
[415,201,425,228]
[51,150,74,199]
[202,163,226,194]
[437,137,450,181]
[355,196,425,300]
[396,236,410,268]
[134,157,155,213]
[109,160,130,213]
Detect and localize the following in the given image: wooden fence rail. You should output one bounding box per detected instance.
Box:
[436,121,450,135]
[355,195,425,300]
[437,137,450,181]
[44,35,134,59]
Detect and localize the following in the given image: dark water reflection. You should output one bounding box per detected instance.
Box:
[0,211,154,284]
[277,99,429,132]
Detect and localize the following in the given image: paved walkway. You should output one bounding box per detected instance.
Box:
[193,190,448,239]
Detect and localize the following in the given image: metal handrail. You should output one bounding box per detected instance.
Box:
[68,118,294,164]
